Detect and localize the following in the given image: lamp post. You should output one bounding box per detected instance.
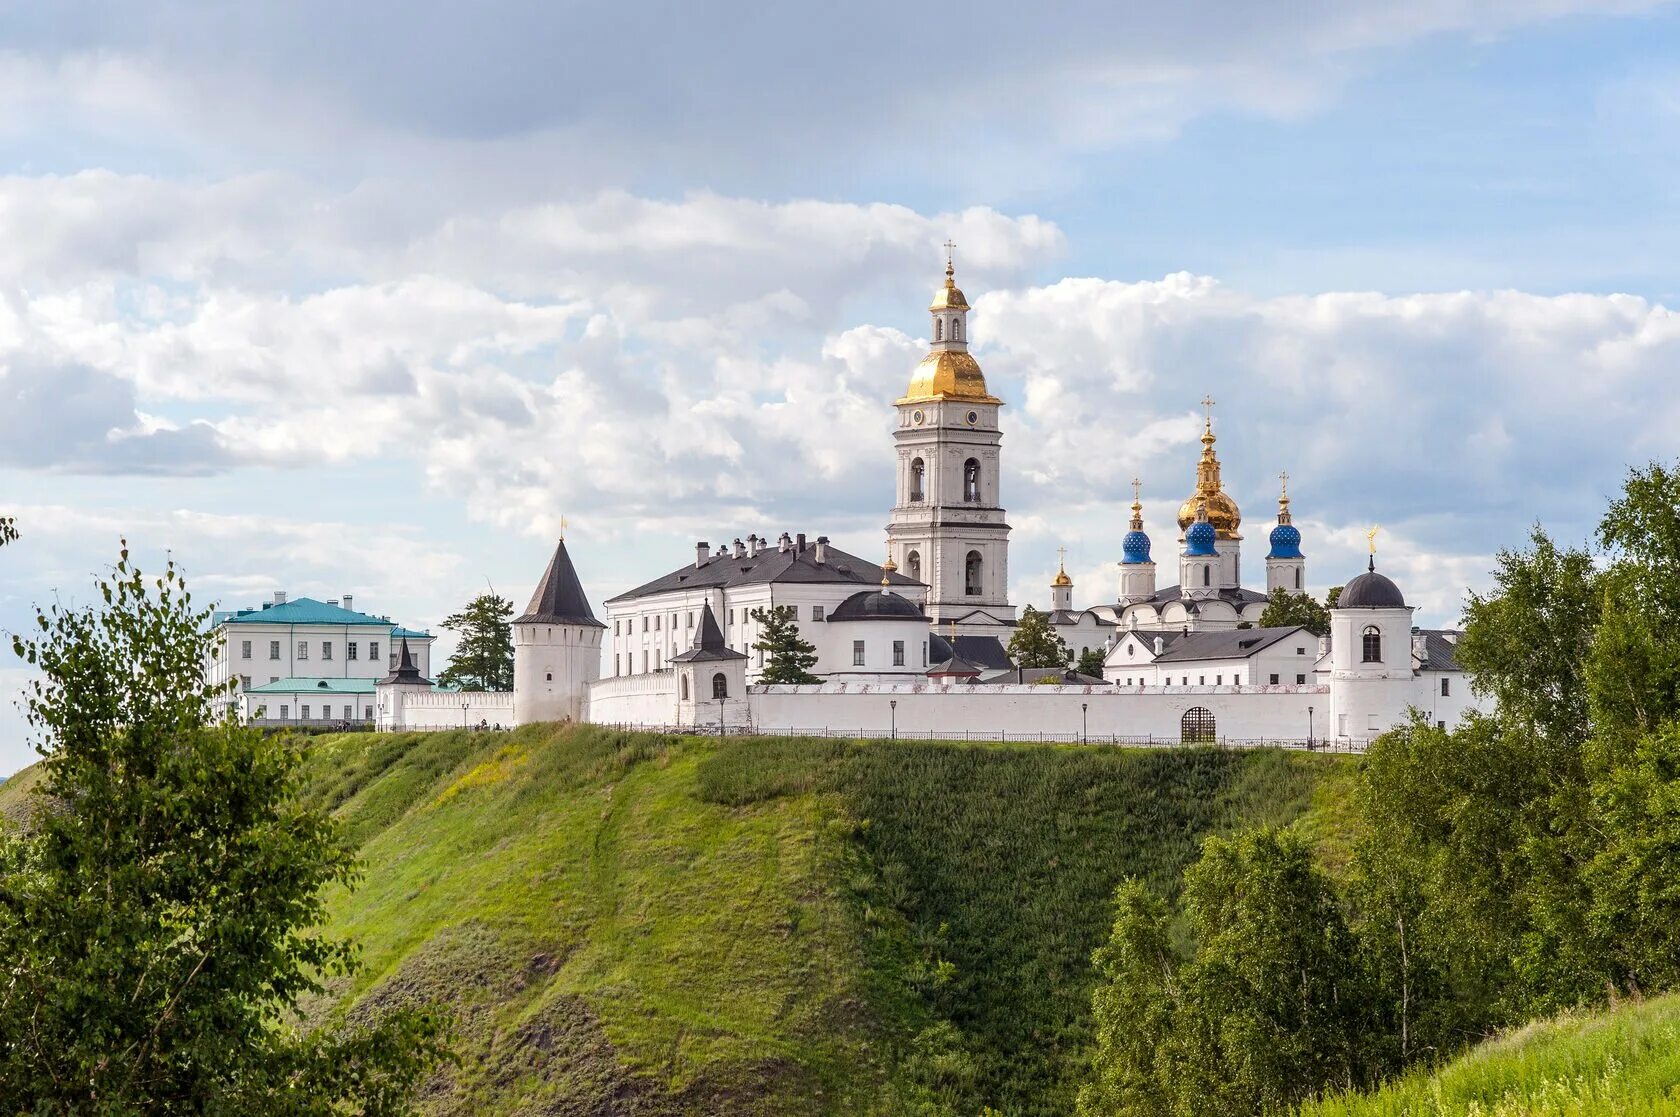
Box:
[1081,702,1088,745]
[717,694,725,737]
[1308,705,1314,750]
[462,698,469,729]
[890,699,897,740]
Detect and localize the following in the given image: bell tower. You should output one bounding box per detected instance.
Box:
[886,246,1014,629]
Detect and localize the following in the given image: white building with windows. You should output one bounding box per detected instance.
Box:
[205,593,436,727]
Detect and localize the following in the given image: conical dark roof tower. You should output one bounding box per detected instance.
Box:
[671,602,747,663]
[380,637,434,687]
[516,538,605,627]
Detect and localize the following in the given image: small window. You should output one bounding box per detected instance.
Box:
[1296,673,1306,685]
[364,706,373,720]
[655,614,661,631]
[1269,673,1279,685]
[952,318,961,341]
[687,612,694,627]
[241,640,252,659]
[893,640,905,666]
[934,318,942,341]
[963,458,981,502]
[1216,675,1222,685]
[1441,677,1450,697]
[642,616,649,633]
[297,641,309,660]
[642,650,649,672]
[546,672,553,681]
[681,674,690,700]
[613,654,620,675]
[712,672,728,700]
[1202,565,1211,586]
[812,605,825,622]
[1198,676,1205,685]
[347,642,359,661]
[369,641,379,661]
[1295,568,1302,590]
[322,641,333,661]
[614,620,620,635]
[1297,646,1306,655]
[280,704,289,720]
[269,640,280,660]
[966,550,983,595]
[343,705,352,720]
[853,640,866,666]
[1362,625,1382,663]
[301,705,310,720]
[728,609,734,625]
[269,676,277,684]
[1367,713,1380,731]
[240,674,251,689]
[1438,720,1446,730]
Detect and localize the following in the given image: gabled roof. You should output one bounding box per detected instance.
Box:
[927,633,1014,671]
[1415,630,1465,672]
[607,541,920,603]
[984,667,1109,685]
[1047,608,1117,627]
[1152,626,1312,664]
[1129,585,1268,609]
[391,626,433,640]
[213,597,394,627]
[517,539,605,627]
[245,676,379,695]
[380,637,435,687]
[671,602,747,663]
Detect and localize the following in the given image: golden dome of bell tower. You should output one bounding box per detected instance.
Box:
[1176,395,1242,540]
[897,247,1001,406]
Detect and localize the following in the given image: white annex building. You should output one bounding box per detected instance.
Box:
[366,258,1490,747]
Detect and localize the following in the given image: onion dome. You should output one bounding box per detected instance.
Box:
[1176,403,1242,538]
[1121,486,1152,564]
[1184,499,1218,557]
[1338,556,1406,609]
[1267,477,1303,559]
[898,257,1001,405]
[928,261,969,311]
[1052,559,1073,588]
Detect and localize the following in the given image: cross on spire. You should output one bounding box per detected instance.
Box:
[1201,394,1216,423]
[1057,545,1067,570]
[1130,477,1142,503]
[1278,470,1289,496]
[943,239,956,275]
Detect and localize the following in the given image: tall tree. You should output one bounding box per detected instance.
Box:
[1075,647,1107,678]
[1008,605,1072,668]
[751,605,820,683]
[1257,587,1334,635]
[438,592,515,691]
[0,541,447,1110]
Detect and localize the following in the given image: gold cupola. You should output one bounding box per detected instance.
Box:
[1175,398,1242,539]
[898,254,1001,406]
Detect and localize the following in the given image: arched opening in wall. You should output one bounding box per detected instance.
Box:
[1362,625,1382,663]
[965,550,983,596]
[1202,565,1211,587]
[910,457,925,502]
[952,318,961,341]
[1295,567,1302,590]
[681,674,689,700]
[1181,706,1216,745]
[933,318,942,341]
[963,458,981,502]
[906,549,921,583]
[712,672,729,699]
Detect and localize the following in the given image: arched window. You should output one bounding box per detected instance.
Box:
[1202,565,1211,586]
[1295,568,1302,590]
[680,674,690,700]
[712,672,729,699]
[905,550,921,583]
[933,318,942,341]
[951,318,961,341]
[1362,625,1382,663]
[909,457,925,502]
[965,550,983,595]
[1181,706,1216,745]
[963,458,981,502]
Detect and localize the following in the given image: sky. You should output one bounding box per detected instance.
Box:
[3,1,1680,771]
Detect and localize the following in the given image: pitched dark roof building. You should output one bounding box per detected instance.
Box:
[606,536,920,604]
[670,603,747,664]
[1149,626,1312,663]
[380,637,434,687]
[517,538,605,627]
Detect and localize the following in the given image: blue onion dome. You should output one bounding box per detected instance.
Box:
[1268,522,1303,559]
[1122,529,1152,565]
[1185,500,1218,556]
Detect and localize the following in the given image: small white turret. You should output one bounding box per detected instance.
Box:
[1118,478,1157,605]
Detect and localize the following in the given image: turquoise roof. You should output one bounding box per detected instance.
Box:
[245,676,379,695]
[213,597,395,628]
[392,626,433,639]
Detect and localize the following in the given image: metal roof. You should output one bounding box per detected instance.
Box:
[517,539,605,627]
[212,597,395,627]
[1416,630,1465,672]
[828,590,927,622]
[671,602,748,663]
[607,540,921,603]
[244,677,379,695]
[1151,626,1312,664]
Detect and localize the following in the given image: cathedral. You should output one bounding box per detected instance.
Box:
[368,258,1488,748]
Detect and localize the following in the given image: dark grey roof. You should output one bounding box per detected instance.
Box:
[670,602,747,663]
[380,637,434,687]
[1416,630,1464,672]
[926,631,1014,670]
[828,589,927,622]
[1152,626,1312,664]
[1048,609,1117,627]
[607,540,920,603]
[1339,559,1406,609]
[1118,630,1189,653]
[1133,585,1268,608]
[986,667,1110,685]
[517,539,605,627]
[929,652,984,676]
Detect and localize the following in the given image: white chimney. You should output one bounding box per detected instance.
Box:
[733,538,746,559]
[1318,635,1331,659]
[696,541,710,568]
[779,533,792,553]
[342,594,353,612]
[814,536,829,565]
[273,590,287,605]
[327,599,339,607]
[1152,636,1164,656]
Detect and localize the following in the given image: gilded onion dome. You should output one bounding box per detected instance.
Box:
[898,259,1001,405]
[1052,559,1073,588]
[1176,409,1242,539]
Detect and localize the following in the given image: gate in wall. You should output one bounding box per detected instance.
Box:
[1181,706,1217,745]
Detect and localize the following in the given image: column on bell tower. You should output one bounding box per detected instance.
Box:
[887,248,1014,629]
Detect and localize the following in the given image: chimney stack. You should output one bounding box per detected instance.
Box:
[273,590,287,605]
[327,598,339,607]
[342,594,353,613]
[778,532,792,553]
[733,538,745,559]
[814,536,829,565]
[1152,636,1164,656]
[795,532,806,553]
[696,541,710,568]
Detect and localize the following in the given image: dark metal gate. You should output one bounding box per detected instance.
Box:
[1181,706,1216,745]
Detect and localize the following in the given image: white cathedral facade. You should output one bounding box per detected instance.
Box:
[372,260,1487,747]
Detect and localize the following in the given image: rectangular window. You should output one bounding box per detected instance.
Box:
[642,650,649,672]
[614,619,620,635]
[369,641,379,662]
[1297,647,1306,655]
[1438,720,1446,730]
[1233,674,1241,685]
[240,674,251,689]
[728,609,734,624]
[853,640,865,666]
[269,676,278,684]
[1338,714,1348,736]
[641,616,648,632]
[343,705,352,720]
[1198,676,1205,685]
[1296,673,1306,685]
[1367,714,1380,731]
[671,613,677,630]
[1441,678,1450,696]
[241,639,252,659]
[614,654,620,676]
[687,612,694,627]
[365,706,374,720]
[347,641,359,661]
[280,704,289,720]
[1269,673,1280,685]
[654,614,661,631]
[270,640,281,660]
[893,640,905,666]
[301,705,310,720]
[1216,674,1222,685]
[297,641,308,660]
[322,641,333,661]
[812,605,824,621]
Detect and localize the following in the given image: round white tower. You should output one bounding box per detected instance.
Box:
[1118,479,1158,605]
[1327,550,1415,743]
[1265,473,1307,596]
[512,538,605,725]
[1050,551,1074,612]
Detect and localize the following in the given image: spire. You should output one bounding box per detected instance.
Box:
[671,601,747,663]
[380,637,434,687]
[1277,470,1292,526]
[1053,546,1073,588]
[516,538,605,627]
[1130,477,1145,532]
[1177,395,1241,535]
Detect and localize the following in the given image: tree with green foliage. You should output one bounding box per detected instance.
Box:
[0,542,448,1110]
[1075,647,1106,678]
[0,515,15,548]
[1081,828,1377,1117]
[1008,605,1071,668]
[751,605,820,683]
[1258,587,1334,635]
[438,592,515,691]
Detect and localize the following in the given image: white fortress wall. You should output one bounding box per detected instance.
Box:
[386,689,515,730]
[588,670,682,726]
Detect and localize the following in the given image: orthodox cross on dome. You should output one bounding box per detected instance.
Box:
[1200,394,1216,428]
[1278,470,1289,497]
[943,238,956,274]
[1057,545,1067,568]
[1130,477,1142,503]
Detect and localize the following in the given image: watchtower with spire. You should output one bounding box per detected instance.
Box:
[886,245,1014,630]
[1265,471,1307,595]
[512,536,606,724]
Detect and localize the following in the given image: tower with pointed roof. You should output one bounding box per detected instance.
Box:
[1119,479,1158,606]
[1176,398,1243,591]
[512,537,606,725]
[885,250,1014,632]
[1050,551,1074,613]
[1265,472,1306,595]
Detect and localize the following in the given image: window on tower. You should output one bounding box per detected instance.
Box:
[1295,568,1302,590]
[905,550,921,583]
[1362,625,1382,663]
[963,459,980,502]
[1202,565,1211,586]
[910,457,925,502]
[934,318,942,341]
[951,318,961,341]
[965,550,983,595]
[712,672,728,699]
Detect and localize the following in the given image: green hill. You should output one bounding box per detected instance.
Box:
[1298,994,1680,1117]
[0,725,1354,1114]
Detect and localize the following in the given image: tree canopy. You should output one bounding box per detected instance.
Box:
[438,592,515,691]
[1008,606,1072,669]
[0,541,447,1110]
[1257,587,1335,635]
[1075,647,1106,679]
[751,605,821,684]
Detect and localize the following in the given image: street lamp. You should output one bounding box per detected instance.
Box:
[1308,705,1314,750]
[717,694,725,737]
[890,699,898,740]
[1081,702,1088,745]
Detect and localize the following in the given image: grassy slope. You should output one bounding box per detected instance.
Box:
[0,726,1355,1114]
[1298,994,1680,1117]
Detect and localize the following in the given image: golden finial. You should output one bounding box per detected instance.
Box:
[943,238,956,283]
[1277,471,1292,525]
[1366,525,1380,554]
[1201,394,1216,428]
[881,544,898,587]
[559,515,567,540]
[1053,546,1072,587]
[1129,477,1144,531]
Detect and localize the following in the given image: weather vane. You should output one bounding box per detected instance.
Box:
[1366,525,1380,554]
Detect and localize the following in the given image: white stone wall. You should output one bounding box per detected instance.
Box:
[588,670,682,726]
[512,620,603,724]
[379,688,515,731]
